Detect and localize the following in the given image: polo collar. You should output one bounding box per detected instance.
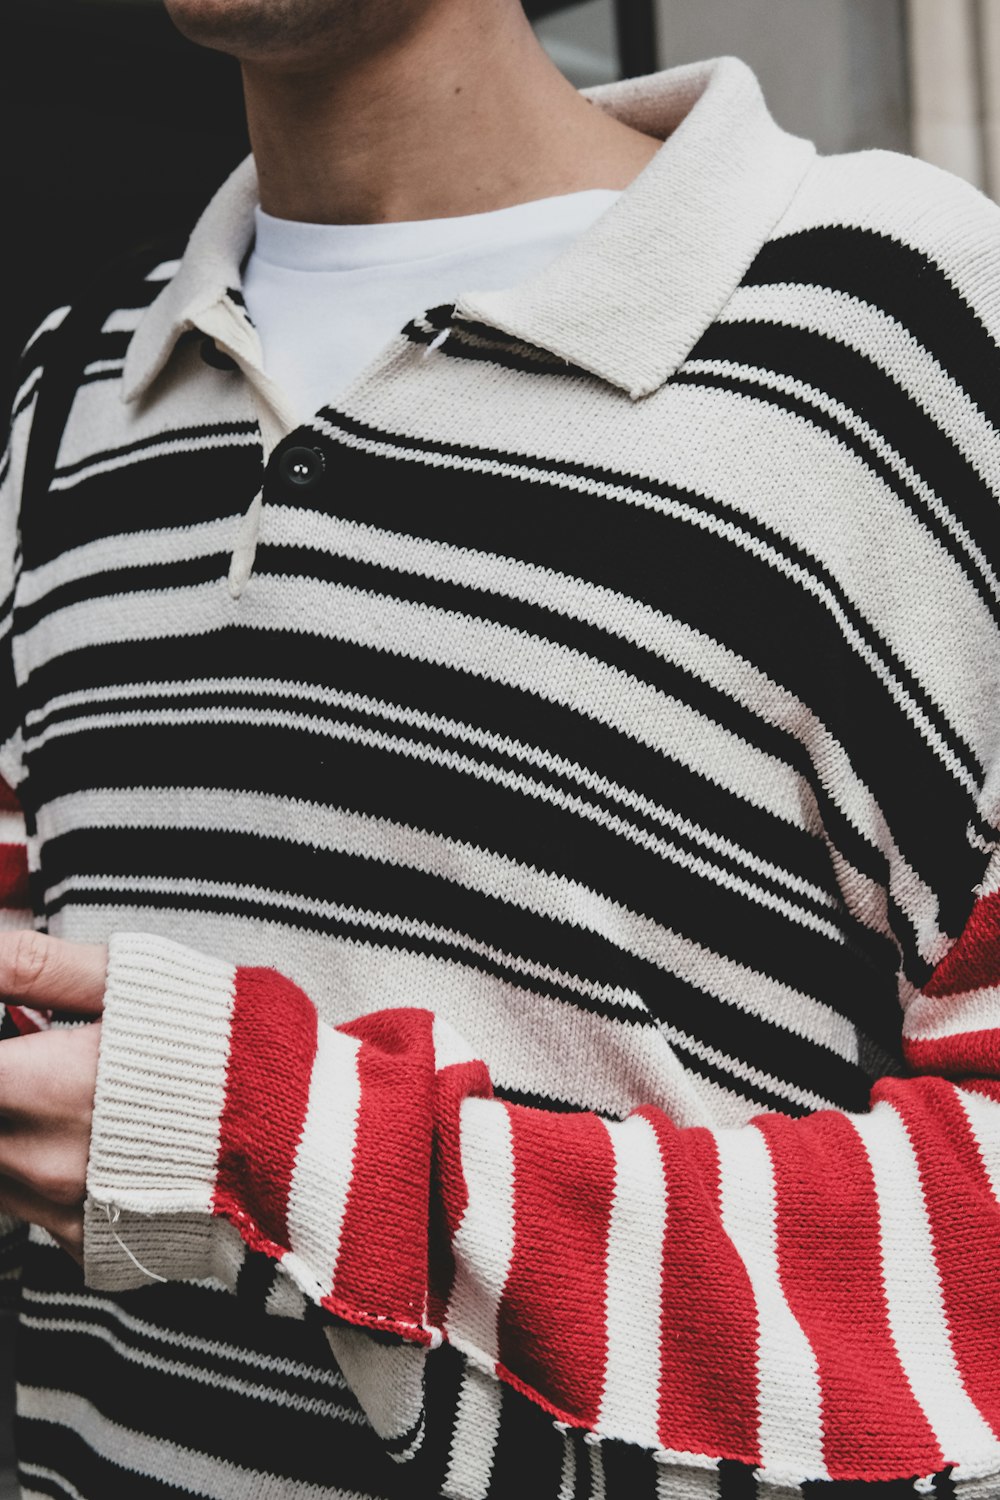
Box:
[123,55,815,406]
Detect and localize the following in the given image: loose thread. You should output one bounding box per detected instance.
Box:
[102,1203,169,1284]
[423,326,451,357]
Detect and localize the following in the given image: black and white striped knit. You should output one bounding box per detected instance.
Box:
[4,53,1000,1499]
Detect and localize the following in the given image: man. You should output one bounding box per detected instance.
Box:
[2,0,1000,1494]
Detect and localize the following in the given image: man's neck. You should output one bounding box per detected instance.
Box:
[242,2,661,226]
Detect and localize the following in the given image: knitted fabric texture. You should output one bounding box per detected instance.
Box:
[3,53,1000,1500]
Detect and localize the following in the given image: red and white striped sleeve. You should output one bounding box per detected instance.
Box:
[0,773,36,1305]
[0,774,42,1041]
[84,871,1000,1490]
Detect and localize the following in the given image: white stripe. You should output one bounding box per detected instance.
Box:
[588,1440,607,1500]
[24,304,70,348]
[432,1016,481,1071]
[443,1366,504,1500]
[315,408,985,797]
[265,1275,308,1320]
[685,355,1000,605]
[13,369,40,416]
[17,1387,357,1500]
[23,661,833,910]
[17,584,944,963]
[720,281,1000,494]
[446,1098,516,1366]
[19,1464,87,1500]
[37,790,833,1067]
[49,427,260,489]
[284,1026,362,1299]
[39,782,858,1065]
[147,258,181,282]
[17,1313,358,1420]
[19,518,244,611]
[20,574,813,833]
[955,1086,1000,1207]
[83,359,125,379]
[851,1101,999,1464]
[656,1024,840,1113]
[558,1431,576,1500]
[714,1126,827,1482]
[22,1286,343,1385]
[26,703,843,941]
[0,810,24,843]
[102,306,152,335]
[904,985,1000,1043]
[598,1112,666,1446]
[656,1465,720,1499]
[53,888,715,1127]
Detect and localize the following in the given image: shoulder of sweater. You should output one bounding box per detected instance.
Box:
[769,145,1000,339]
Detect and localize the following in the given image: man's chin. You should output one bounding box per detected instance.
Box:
[162,0,352,61]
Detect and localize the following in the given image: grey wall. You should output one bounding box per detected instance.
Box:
[535,0,620,86]
[655,0,911,155]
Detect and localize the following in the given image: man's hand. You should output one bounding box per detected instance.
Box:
[0,932,108,1261]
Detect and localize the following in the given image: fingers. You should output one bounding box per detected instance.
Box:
[0,1173,84,1262]
[0,930,107,1014]
[0,1024,101,1121]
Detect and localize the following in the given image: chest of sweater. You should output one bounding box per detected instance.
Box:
[10,312,992,1125]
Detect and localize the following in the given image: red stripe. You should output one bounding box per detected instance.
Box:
[880,1075,1000,1441]
[0,844,29,910]
[642,1114,760,1464]
[904,1028,1000,1078]
[4,1004,44,1036]
[755,1107,943,1479]
[496,1104,613,1427]
[0,780,19,815]
[924,892,1000,997]
[331,1008,436,1333]
[214,966,318,1257]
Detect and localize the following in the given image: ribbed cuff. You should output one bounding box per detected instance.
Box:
[84,931,237,1289]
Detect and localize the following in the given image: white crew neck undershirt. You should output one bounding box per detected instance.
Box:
[242,190,620,420]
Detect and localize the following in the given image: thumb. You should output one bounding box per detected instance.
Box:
[0,931,107,1015]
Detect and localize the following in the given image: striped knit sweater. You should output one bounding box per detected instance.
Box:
[3,52,1000,1500]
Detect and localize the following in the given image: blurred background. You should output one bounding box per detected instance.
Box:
[1,0,1000,1492]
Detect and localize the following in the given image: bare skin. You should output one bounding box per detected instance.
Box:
[165,0,662,224]
[1,2,661,1260]
[0,933,106,1261]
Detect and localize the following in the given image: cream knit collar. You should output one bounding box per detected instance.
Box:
[123,55,816,407]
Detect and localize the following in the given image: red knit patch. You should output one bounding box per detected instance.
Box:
[428,1057,493,1328]
[643,1115,761,1465]
[497,1104,614,1428]
[924,891,1000,997]
[332,1008,436,1327]
[904,1028,1000,1078]
[881,1074,1000,1441]
[214,966,318,1255]
[756,1107,942,1478]
[0,843,29,910]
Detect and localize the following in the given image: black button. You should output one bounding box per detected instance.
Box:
[278,445,326,489]
[200,337,238,371]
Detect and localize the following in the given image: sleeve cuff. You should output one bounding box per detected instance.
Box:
[84,930,238,1289]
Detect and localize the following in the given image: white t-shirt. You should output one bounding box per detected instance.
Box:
[242,191,620,419]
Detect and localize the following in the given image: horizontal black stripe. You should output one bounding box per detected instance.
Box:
[51,419,260,483]
[745,226,1000,430]
[20,443,262,565]
[690,317,1000,602]
[43,825,896,1092]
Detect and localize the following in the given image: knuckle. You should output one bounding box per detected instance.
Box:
[5,929,50,997]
